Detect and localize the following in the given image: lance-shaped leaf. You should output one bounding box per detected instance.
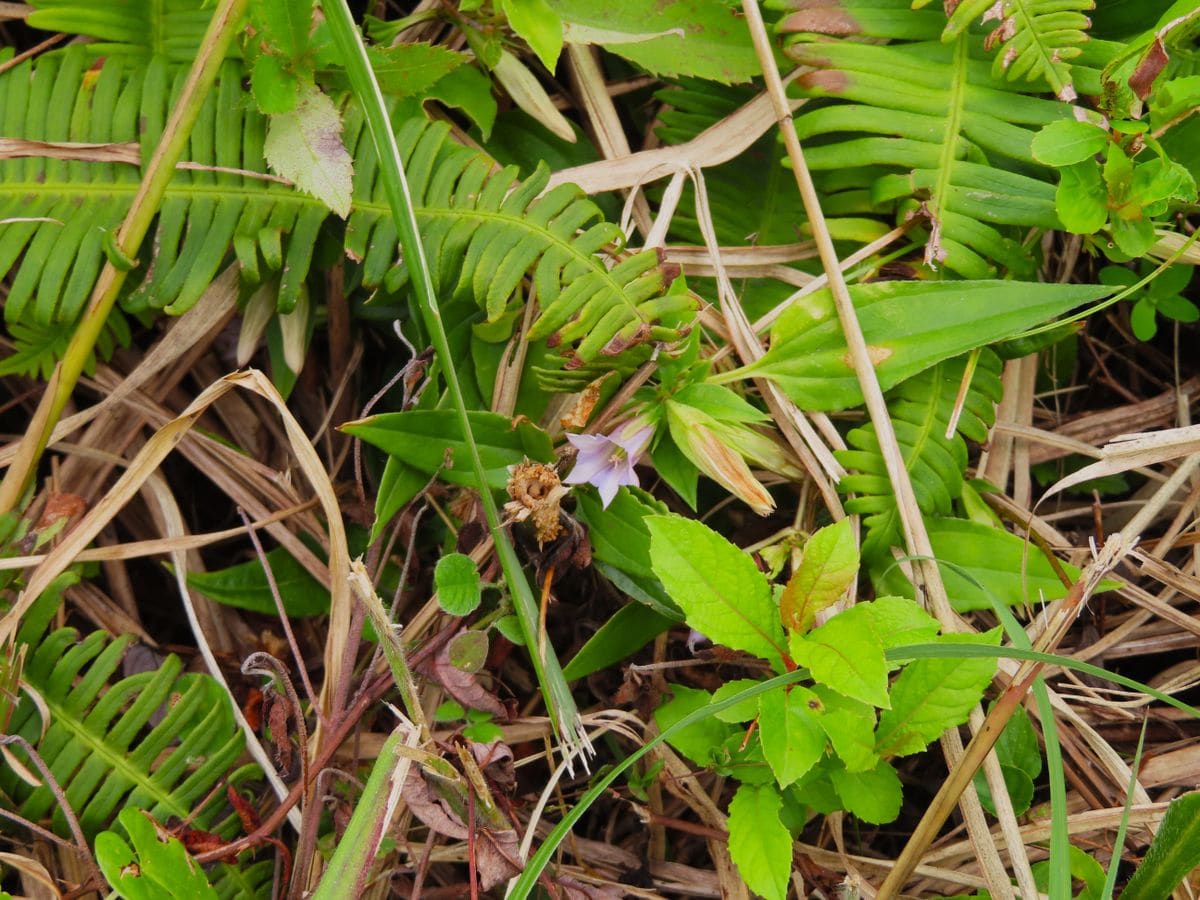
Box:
[724,280,1109,412]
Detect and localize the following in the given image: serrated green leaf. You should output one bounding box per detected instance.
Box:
[1055,161,1108,234]
[654,685,733,767]
[1031,120,1109,167]
[435,553,482,616]
[829,759,902,824]
[251,53,301,114]
[875,630,1000,757]
[711,679,766,723]
[253,0,312,60]
[96,809,218,900]
[811,685,877,773]
[780,518,858,634]
[727,784,792,900]
[264,80,353,217]
[646,515,785,667]
[789,604,889,708]
[757,686,825,787]
[366,42,467,97]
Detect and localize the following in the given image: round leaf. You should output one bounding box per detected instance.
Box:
[448,630,489,674]
[435,553,482,616]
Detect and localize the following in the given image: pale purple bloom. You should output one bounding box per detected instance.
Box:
[564,425,653,507]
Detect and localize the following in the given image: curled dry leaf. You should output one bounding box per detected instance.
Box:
[418,640,507,718]
[401,768,521,890]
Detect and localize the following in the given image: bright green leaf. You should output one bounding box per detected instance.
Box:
[264,81,353,217]
[830,759,903,824]
[502,0,564,72]
[1031,119,1108,167]
[1056,161,1108,234]
[712,679,767,723]
[811,685,877,773]
[96,808,218,900]
[654,685,733,767]
[780,518,859,634]
[251,53,300,114]
[727,784,792,900]
[875,630,1000,757]
[757,686,826,786]
[646,515,785,667]
[367,42,467,97]
[790,602,905,708]
[435,553,482,616]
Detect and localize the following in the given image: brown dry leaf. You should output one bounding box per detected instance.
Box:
[5,368,352,746]
[1042,425,1200,501]
[401,769,521,890]
[418,640,507,718]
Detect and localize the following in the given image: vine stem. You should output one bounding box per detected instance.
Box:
[0,0,250,515]
[319,0,588,759]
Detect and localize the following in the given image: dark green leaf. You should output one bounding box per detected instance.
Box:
[562,603,675,681]
[186,546,329,617]
[342,410,554,490]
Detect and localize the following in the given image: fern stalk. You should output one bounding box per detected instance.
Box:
[0,0,250,515]
[319,0,589,759]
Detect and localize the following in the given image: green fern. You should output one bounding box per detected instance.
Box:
[0,627,251,840]
[24,0,215,61]
[939,0,1095,101]
[0,312,133,380]
[0,46,692,374]
[835,350,1003,560]
[768,0,1115,277]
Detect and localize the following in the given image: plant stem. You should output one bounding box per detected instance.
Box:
[0,0,249,515]
[319,0,587,758]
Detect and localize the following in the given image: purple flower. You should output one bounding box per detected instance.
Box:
[564,423,653,508]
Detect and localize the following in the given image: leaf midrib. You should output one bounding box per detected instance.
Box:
[0,176,640,314]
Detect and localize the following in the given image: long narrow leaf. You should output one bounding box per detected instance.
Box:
[319,1,587,757]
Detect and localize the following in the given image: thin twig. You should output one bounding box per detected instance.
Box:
[239,509,321,717]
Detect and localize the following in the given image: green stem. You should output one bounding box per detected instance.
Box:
[0,0,249,515]
[319,1,586,755]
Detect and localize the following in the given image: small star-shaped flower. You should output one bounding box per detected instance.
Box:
[563,425,653,507]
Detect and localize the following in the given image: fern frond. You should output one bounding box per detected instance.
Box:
[0,627,250,840]
[940,0,1094,101]
[0,47,691,372]
[770,0,1114,276]
[26,0,216,62]
[835,350,1003,560]
[0,311,132,379]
